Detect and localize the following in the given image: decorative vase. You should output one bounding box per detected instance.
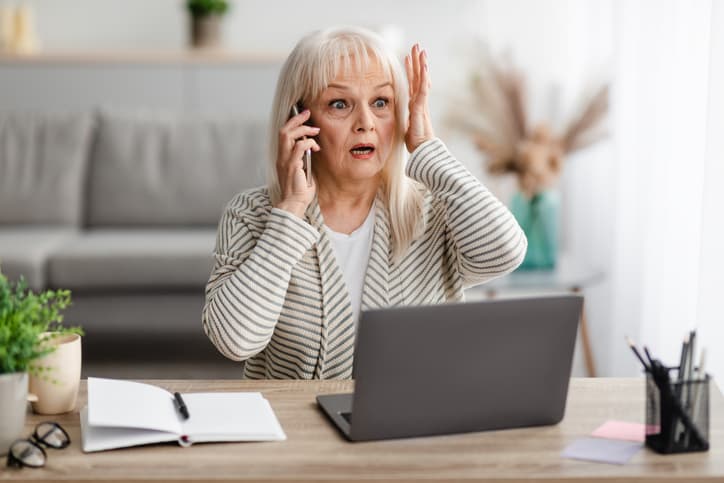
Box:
[510,190,559,270]
[189,14,222,49]
[0,372,28,455]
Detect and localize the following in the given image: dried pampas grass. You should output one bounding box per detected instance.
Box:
[446,47,609,198]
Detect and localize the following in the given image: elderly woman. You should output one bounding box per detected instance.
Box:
[202,27,527,379]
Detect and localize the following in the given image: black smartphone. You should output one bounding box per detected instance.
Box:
[289,102,313,187]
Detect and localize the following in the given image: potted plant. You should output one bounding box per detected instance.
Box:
[186,0,229,49]
[0,269,82,454]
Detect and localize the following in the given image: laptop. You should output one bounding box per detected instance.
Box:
[316,295,583,441]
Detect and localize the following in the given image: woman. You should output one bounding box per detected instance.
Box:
[202,27,527,379]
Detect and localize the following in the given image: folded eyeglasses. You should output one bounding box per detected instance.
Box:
[6,422,70,469]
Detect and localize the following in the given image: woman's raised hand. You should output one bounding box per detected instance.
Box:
[404,44,435,153]
[274,108,320,218]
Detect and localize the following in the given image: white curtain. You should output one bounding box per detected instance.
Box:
[606,0,722,377]
[693,0,724,383]
[470,0,722,378]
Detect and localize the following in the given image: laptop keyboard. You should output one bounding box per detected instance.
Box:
[340,412,352,423]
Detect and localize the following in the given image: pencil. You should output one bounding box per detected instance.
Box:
[625,336,650,372]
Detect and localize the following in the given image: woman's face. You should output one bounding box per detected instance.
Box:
[309,58,396,185]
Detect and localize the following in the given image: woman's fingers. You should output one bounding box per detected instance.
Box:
[405,52,415,98]
[419,49,430,97]
[288,107,312,124]
[403,43,435,153]
[406,44,430,103]
[279,137,319,169]
[280,109,312,138]
[413,44,422,94]
[287,125,320,142]
[279,109,318,155]
[291,138,320,159]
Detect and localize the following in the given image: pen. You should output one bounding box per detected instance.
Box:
[625,336,650,372]
[174,392,190,420]
[685,330,696,412]
[677,334,689,383]
[643,345,654,367]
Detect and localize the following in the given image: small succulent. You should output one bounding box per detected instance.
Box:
[186,0,229,17]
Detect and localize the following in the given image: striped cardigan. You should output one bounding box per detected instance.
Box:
[202,138,527,379]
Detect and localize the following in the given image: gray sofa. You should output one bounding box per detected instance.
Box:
[0,109,267,373]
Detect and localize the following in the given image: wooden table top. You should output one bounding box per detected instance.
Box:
[2,378,723,482]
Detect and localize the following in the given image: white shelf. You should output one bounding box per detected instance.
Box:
[0,50,286,65]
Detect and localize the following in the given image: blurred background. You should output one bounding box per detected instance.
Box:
[0,0,721,380]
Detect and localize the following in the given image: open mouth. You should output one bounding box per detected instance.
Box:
[350,144,375,155]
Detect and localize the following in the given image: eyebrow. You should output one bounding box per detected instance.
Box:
[326,82,393,91]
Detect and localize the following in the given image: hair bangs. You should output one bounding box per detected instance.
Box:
[304,33,393,104]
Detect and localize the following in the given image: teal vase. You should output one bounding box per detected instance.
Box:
[510,190,559,270]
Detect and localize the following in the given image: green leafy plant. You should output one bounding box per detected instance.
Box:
[186,0,229,17]
[0,270,83,375]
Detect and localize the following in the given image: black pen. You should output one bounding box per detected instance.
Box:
[643,345,654,367]
[626,336,650,372]
[174,392,190,420]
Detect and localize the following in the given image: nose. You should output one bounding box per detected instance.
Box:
[353,104,375,132]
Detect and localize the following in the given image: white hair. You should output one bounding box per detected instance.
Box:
[267,26,423,261]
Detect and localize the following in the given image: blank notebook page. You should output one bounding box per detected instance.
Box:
[180,392,286,441]
[87,378,180,434]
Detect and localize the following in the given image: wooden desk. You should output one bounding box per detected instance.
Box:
[3,378,723,482]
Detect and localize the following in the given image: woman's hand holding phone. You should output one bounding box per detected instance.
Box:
[275,107,320,219]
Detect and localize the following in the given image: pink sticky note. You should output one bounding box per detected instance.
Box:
[591,420,645,442]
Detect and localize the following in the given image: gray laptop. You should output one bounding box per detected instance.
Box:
[316,295,583,441]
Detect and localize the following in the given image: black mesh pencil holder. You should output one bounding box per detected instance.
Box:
[645,372,710,454]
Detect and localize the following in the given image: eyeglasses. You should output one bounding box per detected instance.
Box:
[6,422,70,469]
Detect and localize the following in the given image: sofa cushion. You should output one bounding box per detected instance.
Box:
[0,112,94,226]
[86,110,266,227]
[47,229,216,290]
[0,228,78,291]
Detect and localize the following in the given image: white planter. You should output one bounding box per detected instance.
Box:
[29,332,82,414]
[0,372,28,455]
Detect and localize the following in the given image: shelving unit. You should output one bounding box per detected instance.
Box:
[0,50,286,65]
[0,49,284,116]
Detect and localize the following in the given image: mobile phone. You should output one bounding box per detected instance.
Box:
[290,102,313,187]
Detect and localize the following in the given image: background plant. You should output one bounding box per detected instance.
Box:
[186,0,229,17]
[0,270,83,375]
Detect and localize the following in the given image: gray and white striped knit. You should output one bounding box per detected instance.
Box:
[202,138,527,379]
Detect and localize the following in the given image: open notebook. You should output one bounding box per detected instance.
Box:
[80,378,286,452]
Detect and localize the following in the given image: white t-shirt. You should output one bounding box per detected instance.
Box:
[324,206,375,326]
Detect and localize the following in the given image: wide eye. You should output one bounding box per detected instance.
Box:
[329,99,348,110]
[373,98,389,108]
